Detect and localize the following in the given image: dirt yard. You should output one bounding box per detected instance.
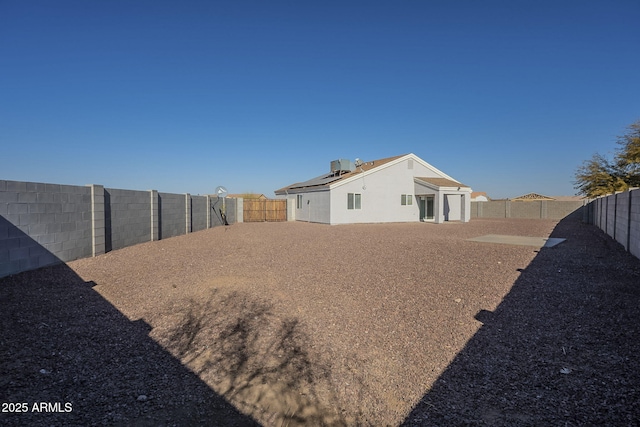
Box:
[1,218,639,426]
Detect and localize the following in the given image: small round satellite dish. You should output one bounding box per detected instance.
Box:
[215,186,228,198]
[354,158,363,167]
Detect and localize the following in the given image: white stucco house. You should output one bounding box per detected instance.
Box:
[274,153,472,225]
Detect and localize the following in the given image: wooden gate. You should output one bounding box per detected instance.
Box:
[243,199,287,222]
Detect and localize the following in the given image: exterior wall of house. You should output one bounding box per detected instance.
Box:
[414,182,471,223]
[275,155,471,225]
[330,157,440,224]
[290,191,330,223]
[444,194,462,221]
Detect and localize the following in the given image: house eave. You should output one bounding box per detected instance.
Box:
[274,186,330,196]
[414,178,472,192]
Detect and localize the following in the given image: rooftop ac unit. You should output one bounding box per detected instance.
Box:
[330,159,355,174]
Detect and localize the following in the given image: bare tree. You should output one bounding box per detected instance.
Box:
[574,120,640,197]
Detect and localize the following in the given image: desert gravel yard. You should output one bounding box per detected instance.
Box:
[1,217,640,426]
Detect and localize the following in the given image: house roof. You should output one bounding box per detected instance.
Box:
[510,193,555,201]
[471,191,487,198]
[415,177,469,188]
[274,154,406,194]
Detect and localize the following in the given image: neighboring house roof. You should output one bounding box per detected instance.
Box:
[228,193,267,199]
[415,177,469,188]
[511,193,555,201]
[274,154,410,194]
[471,191,490,201]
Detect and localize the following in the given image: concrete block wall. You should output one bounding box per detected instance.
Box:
[548,201,584,219]
[0,180,93,277]
[1,179,236,278]
[159,192,187,239]
[614,192,630,248]
[630,191,640,259]
[471,200,583,220]
[227,197,238,224]
[510,202,541,219]
[586,188,640,260]
[191,195,208,232]
[606,196,616,238]
[210,196,233,226]
[105,188,151,251]
[472,200,507,218]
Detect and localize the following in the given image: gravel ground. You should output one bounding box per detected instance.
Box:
[1,217,639,426]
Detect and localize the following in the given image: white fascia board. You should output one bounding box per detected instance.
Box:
[414,178,473,193]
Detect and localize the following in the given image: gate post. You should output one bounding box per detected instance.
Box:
[237,198,243,223]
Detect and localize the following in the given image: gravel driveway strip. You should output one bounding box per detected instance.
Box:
[1,217,639,426]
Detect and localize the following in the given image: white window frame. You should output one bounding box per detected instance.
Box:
[348,193,361,210]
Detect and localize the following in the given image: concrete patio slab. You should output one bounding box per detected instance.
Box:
[467,234,566,248]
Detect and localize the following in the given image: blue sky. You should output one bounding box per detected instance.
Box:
[2,0,639,198]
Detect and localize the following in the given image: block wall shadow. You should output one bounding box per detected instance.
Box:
[0,220,257,426]
[402,216,640,425]
[1,216,62,278]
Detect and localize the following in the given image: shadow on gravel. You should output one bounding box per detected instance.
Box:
[402,216,640,426]
[0,221,257,426]
[159,290,353,426]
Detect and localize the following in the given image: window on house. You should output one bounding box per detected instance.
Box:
[296,194,302,209]
[401,194,413,205]
[348,193,361,209]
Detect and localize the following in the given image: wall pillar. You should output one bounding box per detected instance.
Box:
[90,184,105,257]
[150,190,159,241]
[206,195,211,228]
[462,193,471,222]
[434,192,444,223]
[185,193,191,233]
[287,198,295,221]
[236,197,244,223]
